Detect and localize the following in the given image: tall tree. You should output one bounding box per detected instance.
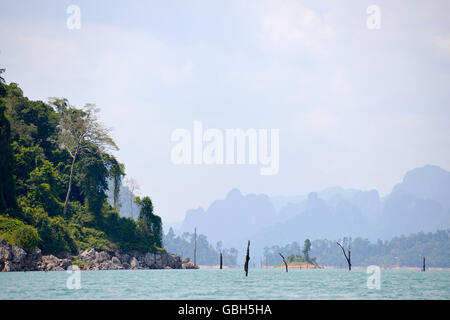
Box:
[302,238,311,263]
[135,196,163,248]
[105,155,125,211]
[50,98,118,215]
[0,77,18,211]
[77,154,109,224]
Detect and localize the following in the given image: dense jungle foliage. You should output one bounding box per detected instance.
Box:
[0,74,163,255]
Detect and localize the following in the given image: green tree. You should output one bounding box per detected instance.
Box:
[27,160,64,216]
[105,155,125,211]
[50,98,118,215]
[0,216,40,250]
[0,81,17,211]
[135,196,163,248]
[302,238,312,262]
[77,154,109,225]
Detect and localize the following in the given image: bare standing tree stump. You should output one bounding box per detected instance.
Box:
[337,242,351,271]
[244,240,250,277]
[279,253,288,272]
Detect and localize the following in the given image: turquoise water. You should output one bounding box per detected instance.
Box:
[0,269,449,300]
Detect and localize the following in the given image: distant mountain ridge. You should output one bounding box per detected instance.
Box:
[391,165,450,209]
[178,165,450,258]
[180,188,277,245]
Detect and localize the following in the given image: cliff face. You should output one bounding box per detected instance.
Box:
[0,240,197,271]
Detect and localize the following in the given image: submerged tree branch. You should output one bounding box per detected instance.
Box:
[337,241,351,270]
[279,253,288,272]
[244,240,250,277]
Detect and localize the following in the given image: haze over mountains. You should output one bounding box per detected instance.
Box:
[174,165,450,257]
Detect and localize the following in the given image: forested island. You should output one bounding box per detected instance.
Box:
[0,72,199,271]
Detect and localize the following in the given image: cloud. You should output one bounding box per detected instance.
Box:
[254,0,335,55]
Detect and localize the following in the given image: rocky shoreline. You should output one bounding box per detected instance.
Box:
[0,240,198,272]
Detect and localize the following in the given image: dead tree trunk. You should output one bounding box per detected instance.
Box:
[220,252,223,269]
[279,253,288,272]
[422,256,426,272]
[337,242,351,271]
[244,240,250,277]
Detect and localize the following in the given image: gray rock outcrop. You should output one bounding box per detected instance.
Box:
[0,239,190,272]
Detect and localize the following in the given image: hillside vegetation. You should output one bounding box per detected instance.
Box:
[0,75,163,255]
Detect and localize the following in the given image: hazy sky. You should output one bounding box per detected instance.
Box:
[1,0,449,222]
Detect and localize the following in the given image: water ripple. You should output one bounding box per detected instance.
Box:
[0,269,449,300]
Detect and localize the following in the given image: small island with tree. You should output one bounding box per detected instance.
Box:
[274,239,322,269]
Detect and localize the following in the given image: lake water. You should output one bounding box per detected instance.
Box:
[0,268,449,300]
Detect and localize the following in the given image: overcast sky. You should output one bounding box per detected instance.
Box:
[1,0,449,222]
